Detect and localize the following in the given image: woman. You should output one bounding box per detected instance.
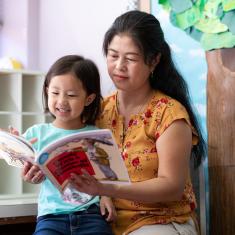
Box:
[69,10,206,235]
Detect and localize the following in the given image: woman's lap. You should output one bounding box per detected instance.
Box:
[128,218,198,235]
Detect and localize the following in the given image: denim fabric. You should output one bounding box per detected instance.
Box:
[34,204,113,235]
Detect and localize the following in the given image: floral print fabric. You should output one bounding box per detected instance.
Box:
[96,90,198,235]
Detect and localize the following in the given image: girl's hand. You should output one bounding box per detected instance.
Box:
[22,161,45,184]
[0,126,19,135]
[8,126,42,183]
[100,196,117,222]
[8,126,20,136]
[9,125,38,144]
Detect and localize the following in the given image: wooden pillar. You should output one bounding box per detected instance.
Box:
[206,48,235,234]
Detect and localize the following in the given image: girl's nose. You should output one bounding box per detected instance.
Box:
[58,95,68,105]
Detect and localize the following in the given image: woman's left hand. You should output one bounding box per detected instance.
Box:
[69,169,104,196]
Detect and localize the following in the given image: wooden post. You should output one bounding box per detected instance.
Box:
[206,48,235,234]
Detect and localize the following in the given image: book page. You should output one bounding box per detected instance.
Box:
[36,129,130,192]
[0,131,35,167]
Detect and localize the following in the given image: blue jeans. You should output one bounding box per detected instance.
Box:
[34,204,113,235]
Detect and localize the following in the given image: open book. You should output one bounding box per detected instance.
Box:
[0,129,130,193]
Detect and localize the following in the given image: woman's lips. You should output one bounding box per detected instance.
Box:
[113,74,128,81]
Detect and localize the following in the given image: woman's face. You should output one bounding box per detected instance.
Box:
[106,34,154,92]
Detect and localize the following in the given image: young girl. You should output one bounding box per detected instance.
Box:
[21,55,115,235]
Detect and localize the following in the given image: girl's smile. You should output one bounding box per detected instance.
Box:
[47,73,89,129]
[55,107,71,115]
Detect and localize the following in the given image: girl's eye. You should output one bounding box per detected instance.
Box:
[51,92,59,95]
[68,94,77,97]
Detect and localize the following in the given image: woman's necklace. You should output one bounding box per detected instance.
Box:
[116,91,153,117]
[116,91,153,148]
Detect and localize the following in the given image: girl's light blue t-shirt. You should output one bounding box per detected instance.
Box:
[24,123,99,217]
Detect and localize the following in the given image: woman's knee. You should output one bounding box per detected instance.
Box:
[128,219,198,235]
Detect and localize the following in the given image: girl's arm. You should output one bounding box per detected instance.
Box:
[70,119,192,203]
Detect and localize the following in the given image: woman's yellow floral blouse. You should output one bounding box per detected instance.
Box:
[96,90,198,235]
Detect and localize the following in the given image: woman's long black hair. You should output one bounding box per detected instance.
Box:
[103,10,206,168]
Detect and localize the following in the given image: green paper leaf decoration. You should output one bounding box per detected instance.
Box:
[158,0,235,50]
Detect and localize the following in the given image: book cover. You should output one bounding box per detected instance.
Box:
[0,129,130,193]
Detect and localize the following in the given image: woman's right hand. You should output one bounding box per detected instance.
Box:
[22,161,45,184]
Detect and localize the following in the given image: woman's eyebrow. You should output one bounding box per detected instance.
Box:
[108,48,140,56]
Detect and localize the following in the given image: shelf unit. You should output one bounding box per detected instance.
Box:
[0,69,53,199]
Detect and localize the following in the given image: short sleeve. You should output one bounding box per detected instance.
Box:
[23,125,40,151]
[155,99,198,145]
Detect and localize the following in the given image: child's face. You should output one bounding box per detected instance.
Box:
[47,73,92,129]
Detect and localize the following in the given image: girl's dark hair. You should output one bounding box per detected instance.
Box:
[43,55,102,125]
[103,10,206,168]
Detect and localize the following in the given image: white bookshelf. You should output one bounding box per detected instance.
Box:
[0,194,37,218]
[0,69,52,201]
